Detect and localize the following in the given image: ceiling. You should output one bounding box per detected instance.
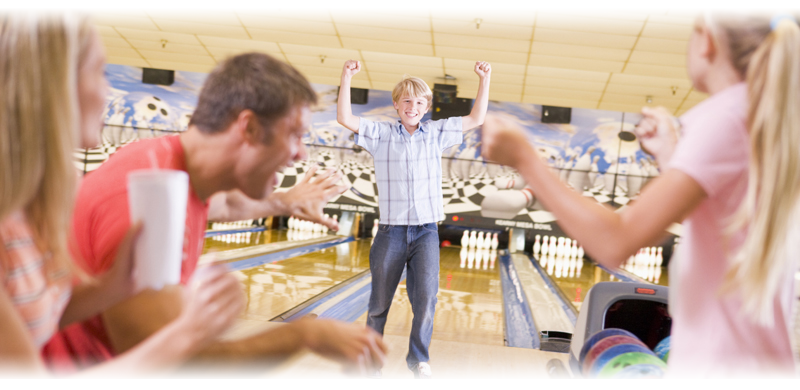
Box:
[92,8,709,116]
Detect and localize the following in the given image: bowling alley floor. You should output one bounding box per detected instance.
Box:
[240,245,567,379]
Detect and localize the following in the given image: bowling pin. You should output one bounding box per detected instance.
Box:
[489,250,496,269]
[578,244,584,259]
[476,232,485,249]
[491,233,498,250]
[564,238,572,257]
[541,236,549,256]
[483,233,492,250]
[469,231,477,248]
[557,237,565,257]
[656,247,663,266]
[550,236,557,256]
[644,247,651,265]
[571,241,578,258]
[533,235,541,256]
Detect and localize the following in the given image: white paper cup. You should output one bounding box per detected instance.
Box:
[127,169,189,291]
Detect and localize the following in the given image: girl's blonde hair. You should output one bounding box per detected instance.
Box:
[391,76,433,110]
[712,13,800,326]
[0,14,94,280]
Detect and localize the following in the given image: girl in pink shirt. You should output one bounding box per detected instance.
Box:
[481,13,799,377]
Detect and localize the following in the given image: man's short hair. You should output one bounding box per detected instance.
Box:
[391,76,432,110]
[189,53,317,142]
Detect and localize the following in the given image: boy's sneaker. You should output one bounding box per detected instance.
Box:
[411,362,432,379]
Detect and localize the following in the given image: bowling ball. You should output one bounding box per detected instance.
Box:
[582,335,647,374]
[654,336,671,362]
[441,240,451,247]
[598,352,667,378]
[588,343,654,377]
[578,328,638,365]
[612,363,666,378]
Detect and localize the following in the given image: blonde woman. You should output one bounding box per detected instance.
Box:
[481,13,799,377]
[0,14,243,374]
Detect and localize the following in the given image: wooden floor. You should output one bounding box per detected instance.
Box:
[271,333,570,379]
[232,239,371,321]
[213,240,567,379]
[353,246,505,347]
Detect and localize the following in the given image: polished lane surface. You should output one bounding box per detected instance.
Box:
[230,238,371,322]
[203,229,290,254]
[353,246,505,346]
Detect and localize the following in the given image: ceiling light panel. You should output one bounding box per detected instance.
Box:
[342,37,434,56]
[431,18,533,39]
[329,12,431,31]
[236,9,332,23]
[533,28,637,50]
[427,10,536,26]
[248,29,341,48]
[90,13,159,30]
[145,11,243,26]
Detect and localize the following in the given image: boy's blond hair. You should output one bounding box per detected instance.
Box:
[391,76,432,110]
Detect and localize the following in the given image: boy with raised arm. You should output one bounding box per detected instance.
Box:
[337,59,491,378]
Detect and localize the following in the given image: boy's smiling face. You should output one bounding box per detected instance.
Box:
[393,95,429,129]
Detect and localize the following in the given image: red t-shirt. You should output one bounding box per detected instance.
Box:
[42,135,209,372]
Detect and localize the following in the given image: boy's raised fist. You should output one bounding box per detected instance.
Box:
[474,61,492,78]
[342,60,361,77]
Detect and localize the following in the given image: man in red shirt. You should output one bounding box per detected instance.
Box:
[42,53,386,373]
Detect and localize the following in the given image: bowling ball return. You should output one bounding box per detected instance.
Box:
[568,281,671,377]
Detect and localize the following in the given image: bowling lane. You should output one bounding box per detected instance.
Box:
[534,254,669,313]
[353,246,505,346]
[203,229,290,254]
[230,238,372,322]
[203,229,334,254]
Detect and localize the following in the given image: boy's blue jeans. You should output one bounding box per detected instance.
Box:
[366,223,439,369]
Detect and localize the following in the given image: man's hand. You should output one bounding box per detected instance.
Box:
[480,114,536,168]
[635,106,680,167]
[342,60,361,78]
[297,317,388,375]
[474,61,491,79]
[281,164,346,231]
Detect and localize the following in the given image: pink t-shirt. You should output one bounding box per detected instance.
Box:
[667,82,796,377]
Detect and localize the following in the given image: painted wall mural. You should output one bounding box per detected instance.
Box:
[77,64,661,230]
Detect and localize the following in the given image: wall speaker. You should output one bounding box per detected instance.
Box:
[336,87,370,105]
[541,105,571,124]
[350,88,368,105]
[433,98,472,120]
[142,68,175,86]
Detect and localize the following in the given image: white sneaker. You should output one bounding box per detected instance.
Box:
[412,362,432,379]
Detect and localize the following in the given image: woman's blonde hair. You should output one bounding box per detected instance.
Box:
[711,13,800,326]
[391,75,433,109]
[0,14,94,280]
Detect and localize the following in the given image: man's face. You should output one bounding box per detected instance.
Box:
[236,104,310,200]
